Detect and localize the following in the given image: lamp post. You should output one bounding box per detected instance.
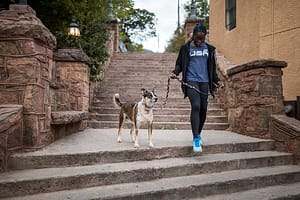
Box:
[68,18,80,48]
[108,0,113,19]
[68,18,80,37]
[190,0,197,20]
[18,0,27,4]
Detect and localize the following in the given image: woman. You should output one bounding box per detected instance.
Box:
[169,23,220,152]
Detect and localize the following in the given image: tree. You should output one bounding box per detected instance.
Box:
[23,0,156,79]
[27,0,110,81]
[165,0,210,53]
[112,0,156,51]
[184,0,210,29]
[165,27,185,53]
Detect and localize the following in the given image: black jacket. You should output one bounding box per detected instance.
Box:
[172,40,220,98]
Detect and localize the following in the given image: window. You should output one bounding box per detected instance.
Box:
[225,0,236,31]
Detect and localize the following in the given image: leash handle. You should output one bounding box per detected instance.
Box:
[161,75,216,109]
[173,76,209,96]
[161,77,171,109]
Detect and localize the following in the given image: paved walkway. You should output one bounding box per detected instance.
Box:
[13,129,272,156]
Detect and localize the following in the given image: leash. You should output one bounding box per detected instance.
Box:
[161,76,209,109]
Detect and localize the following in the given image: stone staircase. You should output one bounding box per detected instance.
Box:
[88,52,229,130]
[1,129,300,199]
[2,52,300,199]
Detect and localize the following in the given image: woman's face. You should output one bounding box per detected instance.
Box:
[193,31,205,47]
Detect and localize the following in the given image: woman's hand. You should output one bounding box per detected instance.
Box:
[169,72,177,79]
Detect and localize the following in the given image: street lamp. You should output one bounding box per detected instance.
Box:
[108,0,113,19]
[68,18,80,37]
[18,0,27,4]
[190,0,197,20]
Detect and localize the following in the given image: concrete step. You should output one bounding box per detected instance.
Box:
[90,107,226,116]
[91,102,221,110]
[91,97,221,107]
[91,113,228,123]
[7,129,274,170]
[4,165,300,200]
[88,120,229,130]
[0,152,293,199]
[198,182,300,200]
[94,88,183,95]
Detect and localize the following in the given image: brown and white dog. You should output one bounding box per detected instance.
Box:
[113,88,158,148]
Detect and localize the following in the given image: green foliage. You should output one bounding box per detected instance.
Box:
[112,0,156,51]
[26,0,156,80]
[165,27,185,53]
[165,0,210,53]
[184,0,210,29]
[27,0,110,81]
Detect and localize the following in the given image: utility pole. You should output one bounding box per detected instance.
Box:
[177,0,180,29]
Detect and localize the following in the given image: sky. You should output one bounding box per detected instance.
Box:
[133,0,190,53]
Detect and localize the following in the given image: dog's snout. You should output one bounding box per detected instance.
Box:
[153,97,158,102]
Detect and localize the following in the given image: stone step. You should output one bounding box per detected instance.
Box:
[91,100,221,109]
[112,52,177,58]
[90,107,226,116]
[106,65,173,69]
[4,165,300,200]
[91,113,227,123]
[88,120,228,130]
[94,93,186,99]
[99,79,169,85]
[91,104,217,110]
[0,152,293,199]
[198,182,300,200]
[7,129,274,170]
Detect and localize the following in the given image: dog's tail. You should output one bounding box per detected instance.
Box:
[113,93,122,108]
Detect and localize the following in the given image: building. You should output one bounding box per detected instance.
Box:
[209,0,300,101]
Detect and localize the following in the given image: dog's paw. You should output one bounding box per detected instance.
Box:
[131,136,135,143]
[134,143,140,148]
[117,137,122,143]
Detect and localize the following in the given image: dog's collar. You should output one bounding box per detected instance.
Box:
[142,102,153,110]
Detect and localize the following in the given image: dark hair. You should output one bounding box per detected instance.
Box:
[193,23,207,35]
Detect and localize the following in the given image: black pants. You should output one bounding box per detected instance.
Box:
[186,82,209,139]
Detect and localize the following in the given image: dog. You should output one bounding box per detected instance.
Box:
[113,88,158,148]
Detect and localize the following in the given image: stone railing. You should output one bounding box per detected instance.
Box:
[0,105,23,172]
[0,4,56,148]
[270,114,300,163]
[218,58,287,139]
[0,4,92,166]
[89,19,120,109]
[51,48,90,140]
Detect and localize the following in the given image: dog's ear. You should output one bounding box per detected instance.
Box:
[152,87,156,93]
[141,88,146,95]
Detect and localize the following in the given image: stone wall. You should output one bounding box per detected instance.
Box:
[0,4,56,148]
[224,59,287,138]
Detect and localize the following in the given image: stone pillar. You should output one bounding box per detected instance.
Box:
[226,59,287,138]
[53,48,90,112]
[108,19,119,53]
[0,4,56,147]
[183,18,203,42]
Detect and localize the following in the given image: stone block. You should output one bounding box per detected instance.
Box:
[6,57,39,83]
[0,105,23,172]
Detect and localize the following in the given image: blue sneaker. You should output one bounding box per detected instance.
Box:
[198,134,202,146]
[193,137,202,152]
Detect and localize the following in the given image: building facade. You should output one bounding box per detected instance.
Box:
[209,0,300,101]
